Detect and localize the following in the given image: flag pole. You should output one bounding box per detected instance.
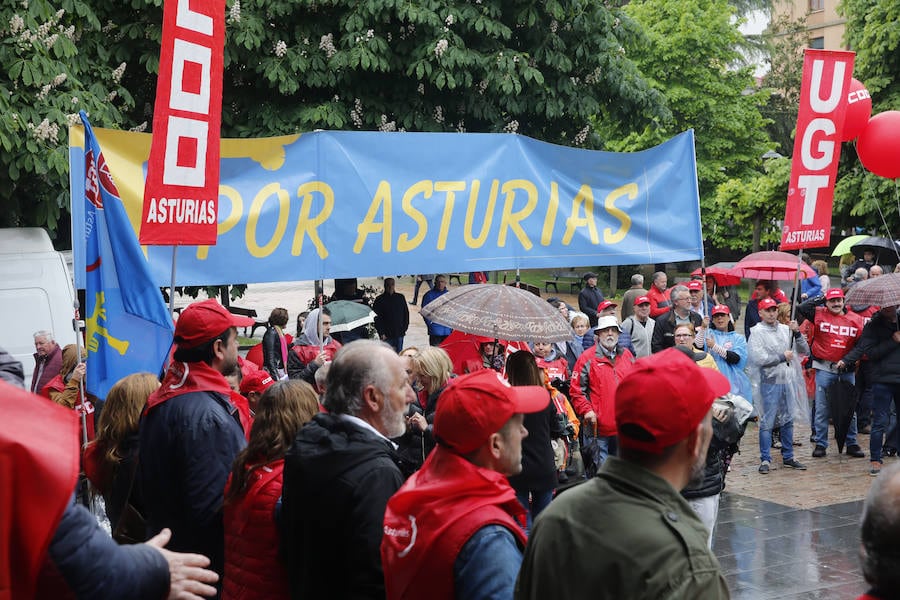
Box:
[169,246,177,319]
[789,249,805,349]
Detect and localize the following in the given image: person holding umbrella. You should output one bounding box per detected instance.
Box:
[796,289,866,459]
[747,298,809,474]
[287,308,341,386]
[705,305,752,401]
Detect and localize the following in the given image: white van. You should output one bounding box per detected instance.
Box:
[0,228,77,383]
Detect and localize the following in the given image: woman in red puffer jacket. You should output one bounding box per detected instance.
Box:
[223,380,320,600]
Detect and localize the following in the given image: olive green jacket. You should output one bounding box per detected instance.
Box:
[516,457,730,600]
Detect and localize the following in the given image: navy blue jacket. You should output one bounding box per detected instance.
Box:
[139,388,246,577]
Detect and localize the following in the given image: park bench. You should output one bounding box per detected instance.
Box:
[227,306,269,338]
[448,273,465,285]
[544,270,583,294]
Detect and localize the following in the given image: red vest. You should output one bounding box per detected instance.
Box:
[535,355,569,382]
[809,307,863,362]
[381,447,527,600]
[223,460,290,600]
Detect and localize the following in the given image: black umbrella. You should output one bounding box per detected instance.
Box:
[580,425,604,479]
[850,236,900,263]
[827,379,858,453]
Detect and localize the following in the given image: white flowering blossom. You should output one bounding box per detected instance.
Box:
[52,73,67,86]
[66,113,80,127]
[378,115,396,132]
[71,97,78,104]
[434,39,448,58]
[550,20,558,33]
[107,90,117,101]
[574,124,591,146]
[445,14,454,26]
[274,40,287,57]
[31,118,60,144]
[478,79,488,94]
[455,121,466,133]
[503,120,519,134]
[350,98,363,128]
[112,62,126,84]
[585,67,603,85]
[433,106,444,124]
[228,0,241,23]
[130,121,148,133]
[319,33,337,58]
[417,83,425,95]
[9,14,24,34]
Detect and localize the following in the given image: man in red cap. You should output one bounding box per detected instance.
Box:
[747,297,810,474]
[687,279,716,316]
[239,368,275,415]
[621,295,656,358]
[517,348,731,599]
[381,369,548,600]
[797,287,866,458]
[139,298,254,582]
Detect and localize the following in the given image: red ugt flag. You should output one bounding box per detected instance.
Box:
[780,49,854,251]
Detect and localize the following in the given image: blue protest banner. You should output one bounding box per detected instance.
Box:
[71,129,702,286]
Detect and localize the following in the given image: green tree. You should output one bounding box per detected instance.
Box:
[597,0,772,251]
[0,0,136,242]
[833,0,900,236]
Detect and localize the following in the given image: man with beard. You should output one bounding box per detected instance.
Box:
[516,349,731,600]
[139,299,253,581]
[281,340,414,599]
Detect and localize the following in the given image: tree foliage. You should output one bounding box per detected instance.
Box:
[0,0,136,242]
[597,0,773,251]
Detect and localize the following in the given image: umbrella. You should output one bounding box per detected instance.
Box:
[439,330,529,375]
[691,263,741,287]
[850,236,900,263]
[827,379,858,453]
[323,300,376,333]
[728,251,817,281]
[419,283,572,342]
[831,234,869,257]
[845,273,900,308]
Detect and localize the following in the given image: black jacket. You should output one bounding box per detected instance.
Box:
[682,407,743,500]
[845,310,900,384]
[373,291,410,338]
[138,388,246,577]
[508,394,563,492]
[43,498,169,599]
[0,346,25,388]
[578,285,605,327]
[281,413,404,600]
[651,309,703,353]
[261,326,285,378]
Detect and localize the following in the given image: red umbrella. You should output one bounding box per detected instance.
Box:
[439,330,529,375]
[728,251,817,281]
[691,264,741,287]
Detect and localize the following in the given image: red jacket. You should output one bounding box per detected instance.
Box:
[290,339,341,364]
[381,447,527,600]
[808,307,863,363]
[535,355,569,382]
[570,346,635,437]
[223,459,290,600]
[647,285,672,318]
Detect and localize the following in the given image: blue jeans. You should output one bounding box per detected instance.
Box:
[383,336,404,353]
[758,381,795,463]
[813,370,858,449]
[515,489,555,532]
[870,383,900,463]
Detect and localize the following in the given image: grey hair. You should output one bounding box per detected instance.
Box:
[631,274,644,286]
[33,330,53,341]
[322,339,395,416]
[653,271,666,283]
[670,284,689,301]
[860,461,900,592]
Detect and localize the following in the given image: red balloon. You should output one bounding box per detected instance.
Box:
[840,78,872,142]
[857,111,900,179]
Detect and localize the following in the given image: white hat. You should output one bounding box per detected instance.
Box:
[594,315,622,333]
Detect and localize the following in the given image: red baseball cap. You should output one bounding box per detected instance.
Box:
[240,369,275,395]
[758,298,778,311]
[616,348,730,454]
[434,370,549,455]
[825,288,844,300]
[174,299,255,349]
[687,280,703,291]
[711,304,731,316]
[634,295,651,306]
[597,299,618,312]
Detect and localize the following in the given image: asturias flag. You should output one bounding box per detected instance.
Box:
[80,111,174,399]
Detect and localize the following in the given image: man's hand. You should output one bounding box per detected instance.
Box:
[712,404,732,423]
[407,412,427,433]
[784,350,795,362]
[146,528,219,600]
[789,319,800,333]
[583,411,597,430]
[71,362,87,382]
[893,331,900,344]
[314,351,328,366]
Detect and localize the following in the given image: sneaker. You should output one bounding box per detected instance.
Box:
[758,461,770,474]
[812,445,826,458]
[846,444,865,458]
[885,446,898,457]
[870,462,882,476]
[793,439,803,447]
[772,439,782,449]
[783,458,807,470]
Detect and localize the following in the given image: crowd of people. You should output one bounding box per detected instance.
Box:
[3,260,898,600]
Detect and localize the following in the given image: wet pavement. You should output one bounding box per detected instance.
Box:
[715,493,866,598]
[220,277,878,598]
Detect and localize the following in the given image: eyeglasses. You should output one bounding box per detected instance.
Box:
[674,333,693,338]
